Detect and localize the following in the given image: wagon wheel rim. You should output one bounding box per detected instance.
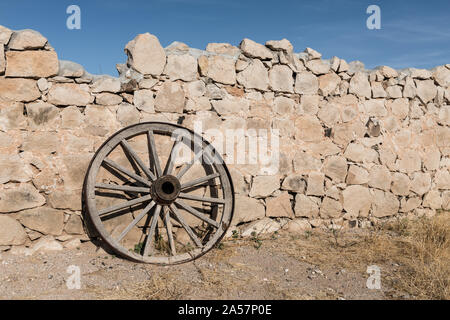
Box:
[83,122,234,265]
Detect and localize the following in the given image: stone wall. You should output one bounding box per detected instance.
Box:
[0,25,449,253]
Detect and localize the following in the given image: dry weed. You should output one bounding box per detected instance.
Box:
[383,213,449,299]
[103,272,190,300]
[275,212,449,300]
[102,213,449,300]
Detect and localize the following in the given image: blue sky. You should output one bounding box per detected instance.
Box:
[0,0,449,76]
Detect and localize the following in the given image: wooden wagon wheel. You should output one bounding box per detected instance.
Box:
[83,122,234,265]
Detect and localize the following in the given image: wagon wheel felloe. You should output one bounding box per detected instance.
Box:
[83,122,234,265]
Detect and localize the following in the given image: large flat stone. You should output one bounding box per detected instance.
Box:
[249,175,280,198]
[349,72,371,98]
[0,216,27,246]
[294,71,318,95]
[198,55,236,85]
[294,194,319,218]
[125,33,166,76]
[240,38,273,60]
[269,64,294,92]
[8,29,47,50]
[372,190,399,218]
[0,78,40,102]
[15,207,64,236]
[237,59,269,90]
[0,154,33,184]
[25,101,60,129]
[232,196,265,225]
[0,184,45,213]
[164,54,197,81]
[266,192,293,218]
[295,115,324,142]
[342,185,372,218]
[48,83,94,106]
[154,81,185,113]
[323,155,348,183]
[5,50,58,78]
[0,100,27,130]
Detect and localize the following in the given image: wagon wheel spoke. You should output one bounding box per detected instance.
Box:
[178,193,225,204]
[143,205,162,256]
[164,135,182,176]
[116,201,156,242]
[180,173,220,190]
[103,158,151,187]
[176,149,204,179]
[147,130,162,178]
[95,183,150,194]
[121,139,156,181]
[175,199,219,228]
[163,207,176,255]
[99,194,152,217]
[169,204,202,247]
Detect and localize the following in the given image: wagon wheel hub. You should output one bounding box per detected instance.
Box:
[151,175,181,205]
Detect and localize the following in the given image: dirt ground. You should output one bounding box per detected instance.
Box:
[0,232,389,300]
[0,213,448,300]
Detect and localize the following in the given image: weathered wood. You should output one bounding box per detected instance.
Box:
[175,199,220,228]
[121,139,156,181]
[83,122,234,265]
[164,135,182,176]
[95,183,150,193]
[117,201,155,242]
[169,204,202,247]
[164,208,176,255]
[178,192,225,204]
[147,130,162,178]
[176,149,204,179]
[98,194,152,217]
[103,158,152,187]
[143,205,161,256]
[180,173,220,190]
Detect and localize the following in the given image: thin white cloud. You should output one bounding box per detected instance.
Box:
[372,19,450,43]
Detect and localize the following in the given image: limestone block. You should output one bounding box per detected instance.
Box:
[0,216,27,246]
[125,33,166,76]
[164,54,197,81]
[240,38,273,60]
[249,175,279,198]
[266,192,293,218]
[5,50,58,78]
[8,29,47,50]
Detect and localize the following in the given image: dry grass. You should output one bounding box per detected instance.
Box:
[382,213,449,299]
[103,272,191,300]
[276,212,450,300]
[101,212,449,300]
